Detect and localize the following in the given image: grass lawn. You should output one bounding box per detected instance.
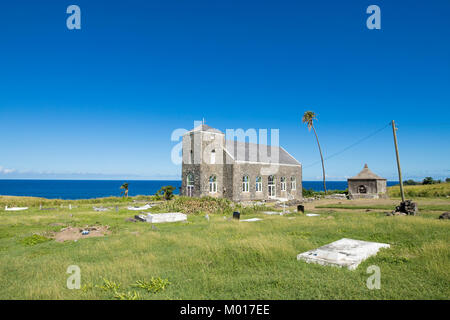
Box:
[0,193,449,300]
[388,182,450,198]
[315,203,450,211]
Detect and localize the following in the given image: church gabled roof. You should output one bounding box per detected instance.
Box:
[224,140,301,166]
[188,124,224,134]
[348,164,386,180]
[185,124,302,166]
[185,124,301,166]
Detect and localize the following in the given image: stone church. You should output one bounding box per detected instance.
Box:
[180,124,302,202]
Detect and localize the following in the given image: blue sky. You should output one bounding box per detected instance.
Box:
[0,0,449,181]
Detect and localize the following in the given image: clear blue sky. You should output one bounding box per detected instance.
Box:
[0,0,449,181]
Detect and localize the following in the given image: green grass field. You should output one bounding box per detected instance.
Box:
[0,189,449,300]
[388,182,450,198]
[316,203,450,211]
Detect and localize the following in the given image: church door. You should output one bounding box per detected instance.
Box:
[187,186,193,197]
[268,175,276,198]
[187,174,194,197]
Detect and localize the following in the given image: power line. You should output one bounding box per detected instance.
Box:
[303,122,391,169]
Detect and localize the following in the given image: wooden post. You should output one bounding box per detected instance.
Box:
[391,120,405,202]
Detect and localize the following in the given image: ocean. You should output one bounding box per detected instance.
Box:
[0,180,399,200]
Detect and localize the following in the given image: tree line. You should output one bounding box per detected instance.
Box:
[404,177,450,185]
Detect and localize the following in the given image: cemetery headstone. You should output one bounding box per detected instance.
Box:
[439,212,450,219]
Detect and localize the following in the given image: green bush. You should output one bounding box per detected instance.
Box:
[98,278,121,291]
[157,186,176,200]
[113,291,141,300]
[404,179,419,186]
[302,188,316,197]
[422,177,442,185]
[161,196,233,215]
[133,277,170,293]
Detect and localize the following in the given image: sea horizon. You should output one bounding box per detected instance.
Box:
[0,179,400,200]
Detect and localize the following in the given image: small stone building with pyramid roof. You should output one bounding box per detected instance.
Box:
[347,164,387,199]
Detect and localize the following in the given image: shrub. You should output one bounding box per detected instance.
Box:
[404,179,419,186]
[161,196,232,215]
[157,186,176,200]
[113,291,141,300]
[133,277,170,293]
[98,278,121,291]
[302,188,316,197]
[422,177,440,185]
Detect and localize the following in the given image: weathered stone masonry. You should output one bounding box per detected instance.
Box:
[181,124,302,202]
[347,164,387,199]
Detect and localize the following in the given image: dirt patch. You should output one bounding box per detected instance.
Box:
[52,225,110,242]
[49,222,66,227]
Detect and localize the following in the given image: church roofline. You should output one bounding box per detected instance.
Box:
[186,124,224,135]
[183,123,302,166]
[348,164,386,180]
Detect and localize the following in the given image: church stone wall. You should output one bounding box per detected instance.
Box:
[181,128,302,202]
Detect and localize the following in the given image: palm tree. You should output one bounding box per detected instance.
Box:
[120,183,129,198]
[302,111,327,192]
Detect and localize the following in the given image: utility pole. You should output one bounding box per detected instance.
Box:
[391,120,405,202]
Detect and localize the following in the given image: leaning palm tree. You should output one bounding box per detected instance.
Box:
[120,183,129,198]
[302,111,327,192]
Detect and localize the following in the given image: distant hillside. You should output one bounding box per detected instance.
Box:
[388,182,450,198]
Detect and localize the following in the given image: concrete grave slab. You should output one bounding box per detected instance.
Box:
[5,206,28,211]
[128,204,153,211]
[93,206,110,212]
[263,211,284,215]
[241,218,263,222]
[146,212,187,223]
[297,238,390,270]
[306,213,320,217]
